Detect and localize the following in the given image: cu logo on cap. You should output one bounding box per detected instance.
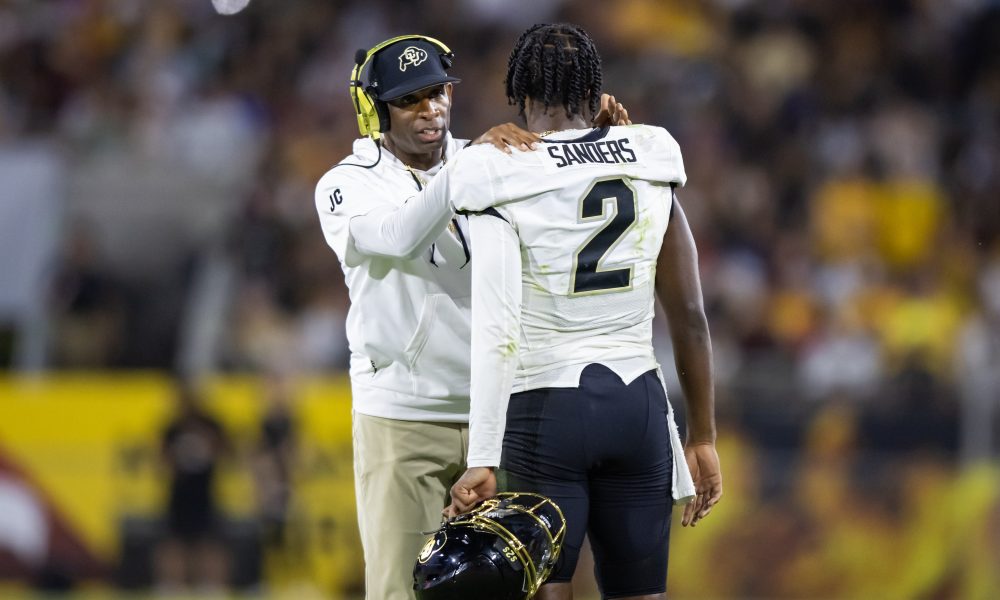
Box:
[399,46,428,71]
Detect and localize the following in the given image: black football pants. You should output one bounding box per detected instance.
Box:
[500,363,674,598]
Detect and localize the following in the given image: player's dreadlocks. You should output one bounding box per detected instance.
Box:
[505,23,603,120]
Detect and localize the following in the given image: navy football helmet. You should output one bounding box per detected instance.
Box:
[413,492,566,599]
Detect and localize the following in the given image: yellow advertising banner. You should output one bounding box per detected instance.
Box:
[0,373,363,595]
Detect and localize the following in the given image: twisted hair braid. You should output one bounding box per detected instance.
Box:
[505,23,603,120]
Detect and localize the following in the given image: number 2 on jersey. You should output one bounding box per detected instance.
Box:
[571,178,637,295]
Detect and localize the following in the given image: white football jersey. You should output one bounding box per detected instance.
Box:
[431,124,697,503]
[450,124,686,391]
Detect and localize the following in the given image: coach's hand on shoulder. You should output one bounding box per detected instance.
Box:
[472,123,540,153]
[443,467,497,518]
[593,93,631,127]
[682,442,723,527]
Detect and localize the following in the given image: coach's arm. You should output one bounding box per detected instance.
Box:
[347,125,539,262]
[346,178,458,261]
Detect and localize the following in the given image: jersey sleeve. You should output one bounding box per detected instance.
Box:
[633,125,687,187]
[465,211,522,468]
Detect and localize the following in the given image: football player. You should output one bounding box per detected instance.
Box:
[429,23,723,599]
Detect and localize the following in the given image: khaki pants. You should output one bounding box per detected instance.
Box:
[353,412,468,600]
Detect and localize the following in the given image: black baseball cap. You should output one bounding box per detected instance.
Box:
[365,39,460,101]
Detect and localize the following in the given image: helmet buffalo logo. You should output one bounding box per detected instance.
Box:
[417,531,446,564]
[413,492,566,599]
[399,46,428,71]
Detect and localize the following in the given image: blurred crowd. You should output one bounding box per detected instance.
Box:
[2,0,999,458]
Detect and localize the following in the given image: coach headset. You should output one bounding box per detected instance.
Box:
[349,35,457,140]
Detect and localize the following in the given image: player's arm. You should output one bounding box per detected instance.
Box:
[446,211,522,517]
[654,191,722,527]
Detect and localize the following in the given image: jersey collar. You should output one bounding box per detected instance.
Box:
[540,126,611,144]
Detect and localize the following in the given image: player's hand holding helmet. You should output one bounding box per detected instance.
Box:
[413,492,566,599]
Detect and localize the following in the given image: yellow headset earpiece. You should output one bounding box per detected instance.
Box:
[350,59,380,139]
[349,35,454,140]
